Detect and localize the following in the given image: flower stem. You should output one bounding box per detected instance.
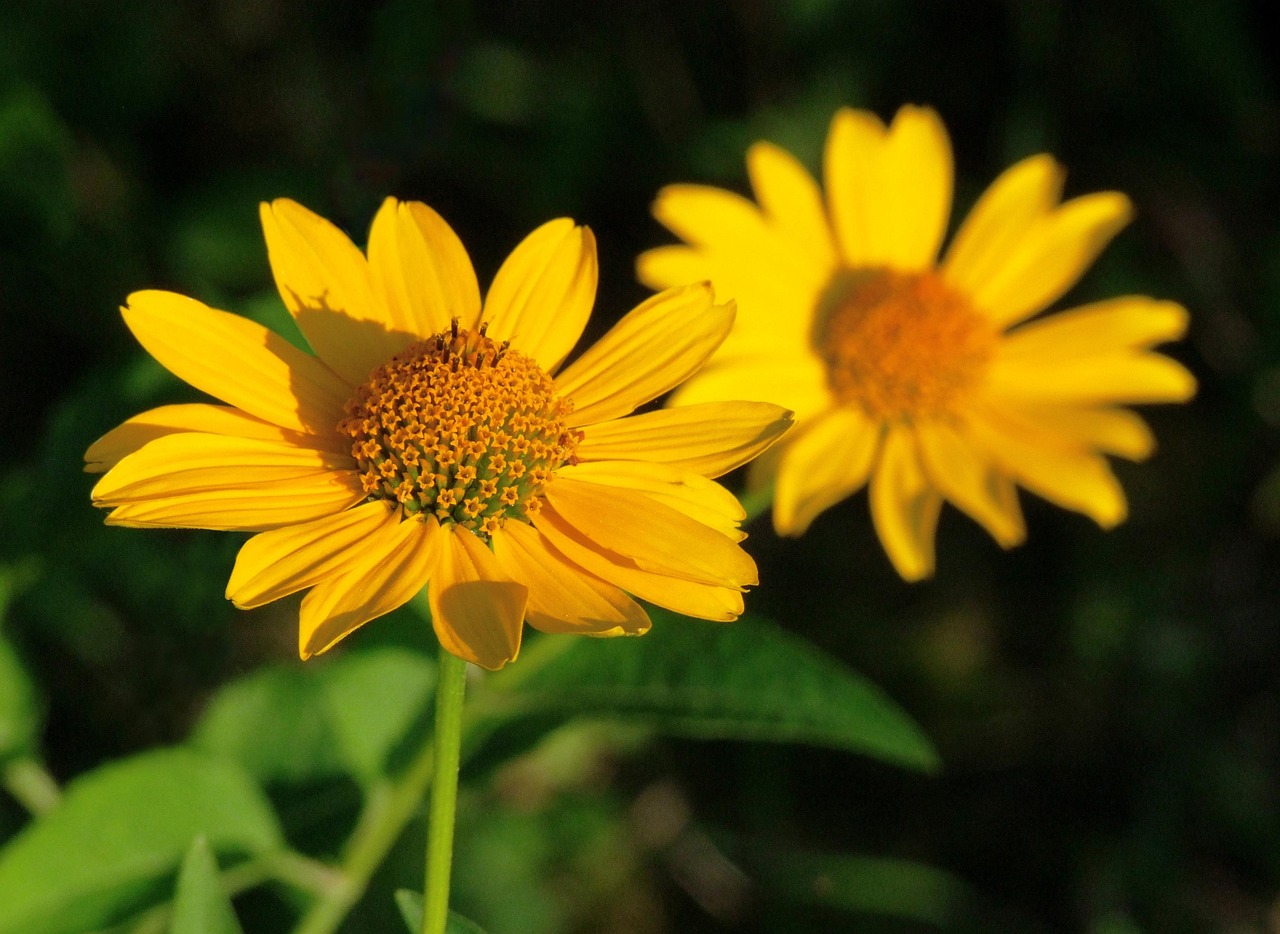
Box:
[423,650,468,934]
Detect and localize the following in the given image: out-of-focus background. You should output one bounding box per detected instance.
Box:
[1,1,1277,931]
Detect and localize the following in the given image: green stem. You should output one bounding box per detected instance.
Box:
[423,651,468,934]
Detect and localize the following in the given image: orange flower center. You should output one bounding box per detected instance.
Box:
[338,322,579,538]
[817,269,996,421]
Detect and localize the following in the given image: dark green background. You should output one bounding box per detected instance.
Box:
[1,1,1276,930]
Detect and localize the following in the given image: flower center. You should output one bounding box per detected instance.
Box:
[816,269,996,421]
[338,322,579,538]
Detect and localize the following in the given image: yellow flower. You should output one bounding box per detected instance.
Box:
[86,198,792,668]
[638,105,1196,581]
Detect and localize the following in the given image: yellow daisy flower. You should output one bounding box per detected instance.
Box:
[86,198,792,669]
[637,105,1196,581]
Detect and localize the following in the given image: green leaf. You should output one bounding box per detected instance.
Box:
[394,890,490,934]
[320,648,435,784]
[190,647,435,786]
[169,836,244,934]
[0,747,282,934]
[0,632,39,763]
[478,613,938,771]
[749,849,973,926]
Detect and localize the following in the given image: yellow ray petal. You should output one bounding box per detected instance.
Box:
[965,403,1128,528]
[532,503,744,621]
[543,478,757,589]
[260,198,415,386]
[429,523,528,670]
[121,290,350,434]
[965,191,1134,329]
[877,105,954,270]
[92,433,349,503]
[298,514,440,659]
[366,199,482,340]
[92,433,350,504]
[103,473,365,531]
[577,401,793,479]
[482,219,597,372]
[869,426,943,581]
[227,500,399,609]
[999,297,1190,360]
[915,419,1025,548]
[996,403,1155,461]
[987,352,1197,406]
[773,406,880,536]
[491,521,650,636]
[85,404,346,474]
[747,140,838,269]
[635,245,821,350]
[824,107,887,266]
[941,154,1065,295]
[667,355,833,423]
[554,284,735,426]
[559,460,747,542]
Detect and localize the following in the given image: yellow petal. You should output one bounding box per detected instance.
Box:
[543,478,757,589]
[532,503,744,621]
[824,105,952,270]
[85,404,346,474]
[554,284,735,426]
[999,297,1190,360]
[482,219,597,372]
[92,433,350,503]
[366,198,482,340]
[987,352,1197,405]
[491,521,650,636]
[996,403,1155,461]
[298,514,439,659]
[667,355,833,423]
[559,460,747,542]
[122,290,350,434]
[824,107,887,266]
[578,401,794,479]
[635,244,820,351]
[747,140,838,269]
[877,105,954,270]
[773,406,880,536]
[965,403,1128,528]
[914,419,1025,548]
[260,198,410,386]
[941,154,1065,295]
[869,426,943,581]
[965,191,1135,329]
[103,473,364,531]
[429,523,528,670]
[227,501,399,608]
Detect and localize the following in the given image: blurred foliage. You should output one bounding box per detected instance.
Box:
[1,0,1278,931]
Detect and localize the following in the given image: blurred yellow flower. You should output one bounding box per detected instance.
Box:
[87,199,791,668]
[638,105,1195,580]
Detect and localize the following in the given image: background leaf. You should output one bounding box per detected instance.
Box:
[477,613,938,771]
[0,748,281,934]
[169,835,244,934]
[190,647,435,788]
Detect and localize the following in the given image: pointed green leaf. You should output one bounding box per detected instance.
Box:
[394,890,489,934]
[0,633,39,763]
[169,836,244,934]
[0,748,282,934]
[478,612,937,771]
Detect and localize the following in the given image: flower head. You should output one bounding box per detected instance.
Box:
[87,198,792,668]
[638,105,1195,580]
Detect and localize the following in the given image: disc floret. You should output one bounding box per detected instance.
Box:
[338,321,579,537]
